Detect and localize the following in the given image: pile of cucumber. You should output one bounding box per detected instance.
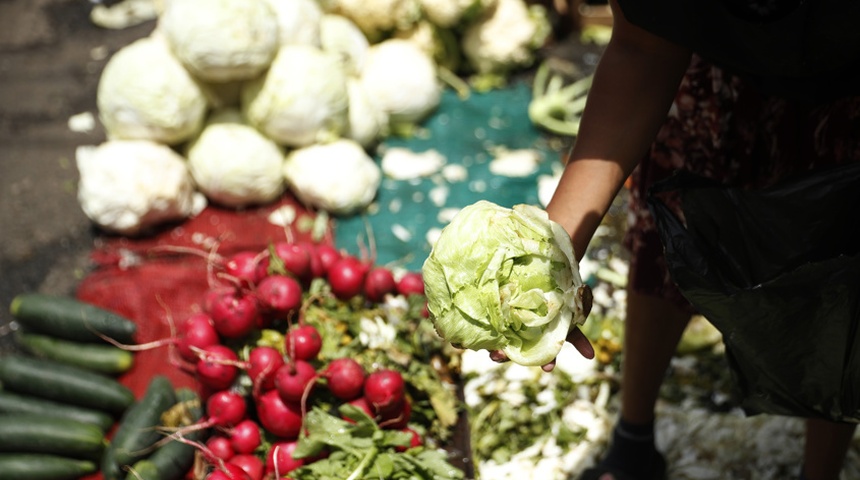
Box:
[1,293,201,480]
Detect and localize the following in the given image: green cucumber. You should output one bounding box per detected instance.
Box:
[0,354,135,415]
[0,453,97,480]
[104,375,177,480]
[123,459,161,480]
[101,442,123,480]
[0,390,115,432]
[15,330,134,374]
[9,293,137,344]
[125,388,204,480]
[0,413,106,460]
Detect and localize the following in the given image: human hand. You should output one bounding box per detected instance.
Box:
[489,284,595,371]
[489,326,595,371]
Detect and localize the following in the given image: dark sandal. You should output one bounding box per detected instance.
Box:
[576,452,667,480]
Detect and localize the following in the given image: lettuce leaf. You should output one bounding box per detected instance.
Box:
[422,200,588,366]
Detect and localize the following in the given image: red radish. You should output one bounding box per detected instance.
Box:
[272,242,312,281]
[256,389,303,439]
[177,313,220,363]
[322,357,366,401]
[396,271,425,296]
[364,369,406,415]
[207,289,260,339]
[343,396,374,423]
[223,251,263,288]
[228,454,264,480]
[228,419,262,455]
[274,360,317,404]
[284,324,322,361]
[247,346,285,392]
[255,274,302,319]
[203,285,234,314]
[364,266,397,303]
[396,427,423,452]
[165,424,249,480]
[327,255,369,300]
[315,243,342,274]
[206,435,235,461]
[266,440,304,476]
[205,389,247,428]
[299,241,325,279]
[196,344,240,390]
[206,463,251,480]
[378,397,411,430]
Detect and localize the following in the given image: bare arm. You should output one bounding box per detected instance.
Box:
[546,0,693,259]
[494,3,692,365]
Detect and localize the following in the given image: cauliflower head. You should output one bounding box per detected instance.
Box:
[345,78,389,148]
[419,0,497,29]
[282,139,382,215]
[319,13,370,76]
[76,140,204,235]
[97,35,208,145]
[241,45,350,147]
[325,0,422,42]
[263,0,324,47]
[159,0,279,82]
[461,0,551,75]
[359,39,442,128]
[186,109,286,208]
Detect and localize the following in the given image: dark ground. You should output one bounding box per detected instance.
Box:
[0,0,157,338]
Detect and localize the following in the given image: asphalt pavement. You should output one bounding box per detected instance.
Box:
[0,0,157,336]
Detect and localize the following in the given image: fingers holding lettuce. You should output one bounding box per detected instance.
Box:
[422,201,595,370]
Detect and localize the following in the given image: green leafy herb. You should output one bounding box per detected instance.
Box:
[289,406,464,480]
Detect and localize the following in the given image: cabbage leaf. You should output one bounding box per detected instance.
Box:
[422,200,588,366]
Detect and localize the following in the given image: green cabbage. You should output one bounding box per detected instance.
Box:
[422,200,588,366]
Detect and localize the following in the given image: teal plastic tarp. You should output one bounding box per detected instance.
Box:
[334,82,568,272]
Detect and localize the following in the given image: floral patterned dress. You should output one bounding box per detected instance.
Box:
[624,54,860,313]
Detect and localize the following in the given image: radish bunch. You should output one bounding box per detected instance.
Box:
[155,239,458,480]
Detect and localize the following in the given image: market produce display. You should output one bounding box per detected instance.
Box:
[5,237,467,479]
[76,0,556,235]
[8,0,860,478]
[4,0,615,479]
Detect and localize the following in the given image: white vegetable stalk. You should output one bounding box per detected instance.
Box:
[185,109,286,208]
[528,61,593,137]
[282,139,382,215]
[159,0,279,82]
[359,39,442,129]
[242,45,350,147]
[76,140,205,235]
[97,35,208,145]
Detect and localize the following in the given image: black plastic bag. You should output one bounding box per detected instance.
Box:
[647,161,860,422]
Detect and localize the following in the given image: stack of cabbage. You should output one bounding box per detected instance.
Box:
[78,0,551,235]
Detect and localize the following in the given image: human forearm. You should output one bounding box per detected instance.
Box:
[546,2,692,259]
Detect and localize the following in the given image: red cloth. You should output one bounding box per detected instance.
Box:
[78,194,325,396]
